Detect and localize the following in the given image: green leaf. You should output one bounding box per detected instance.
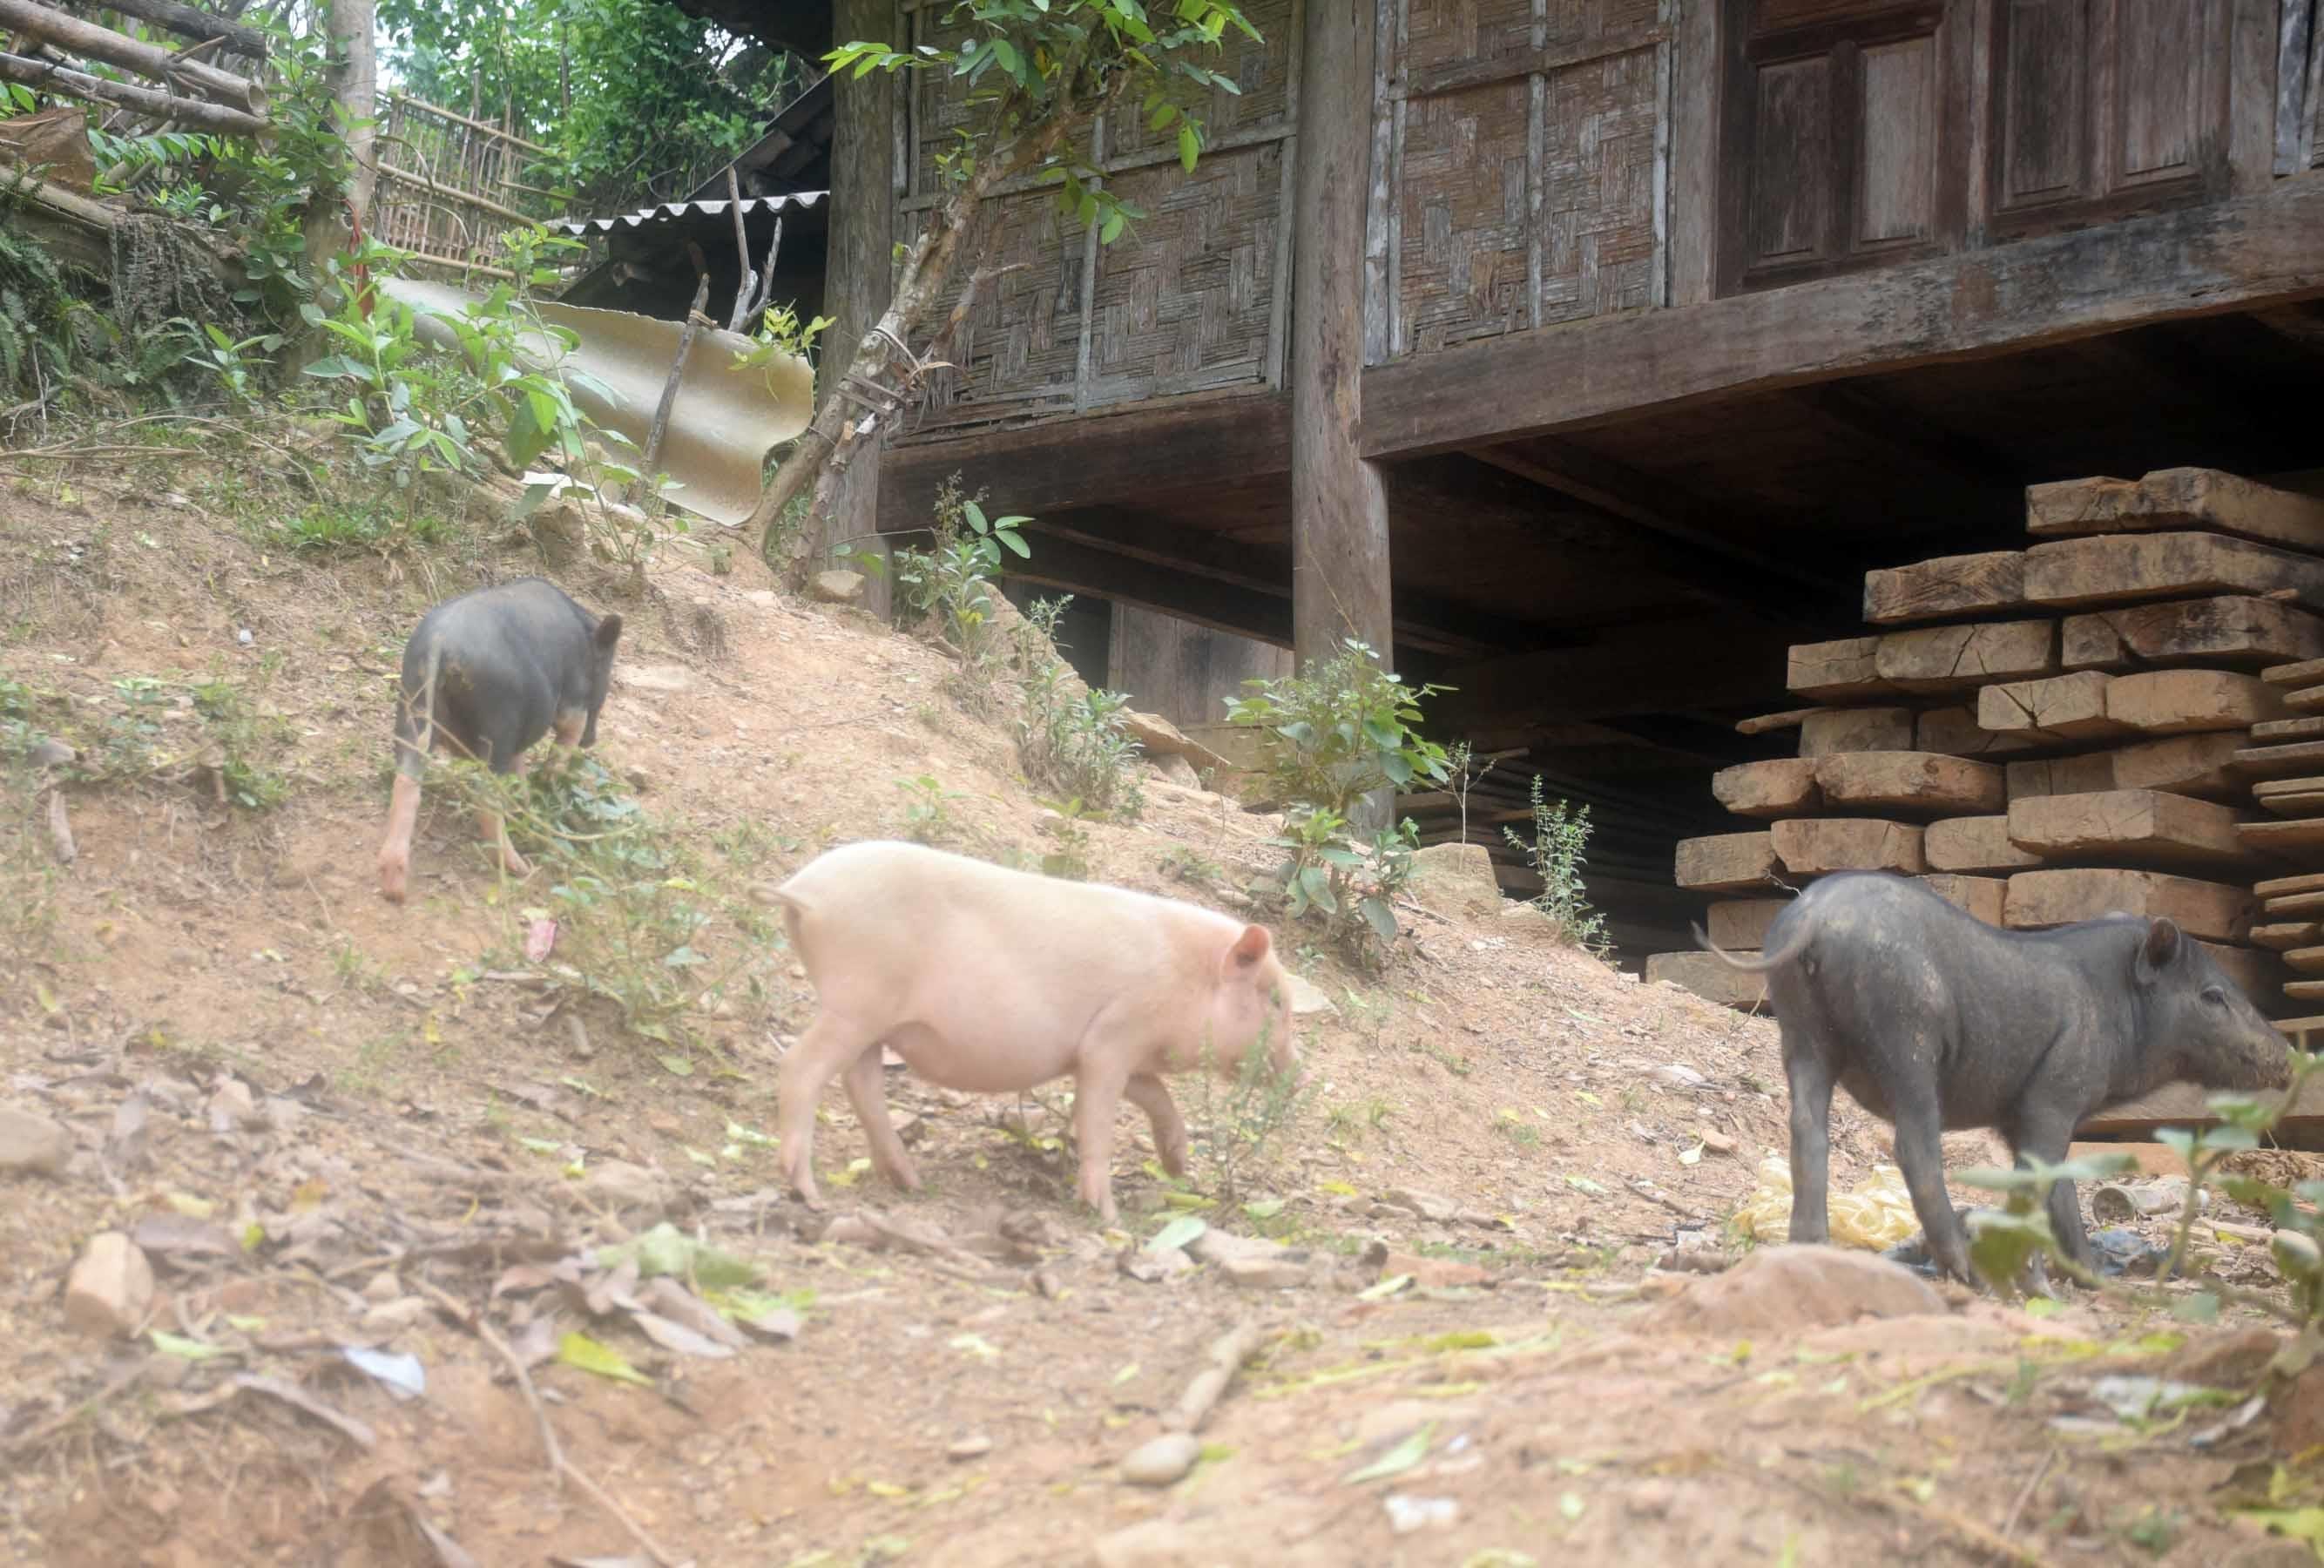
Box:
[990,37,1019,77]
[1359,896,1398,943]
[659,1054,694,1078]
[963,499,990,534]
[1344,1421,1434,1484]
[996,527,1032,559]
[150,1330,229,1361]
[557,1331,652,1386]
[1148,1214,1206,1254]
[1099,208,1127,244]
[1178,121,1199,173]
[2171,1292,2221,1324]
[1242,1199,1284,1220]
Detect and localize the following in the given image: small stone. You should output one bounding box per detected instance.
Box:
[27,737,75,771]
[0,1107,72,1176]
[1030,1267,1064,1299]
[1404,842,1503,922]
[1151,754,1201,788]
[1186,1230,1287,1267]
[1381,1187,1459,1223]
[361,1272,402,1303]
[1655,1064,1710,1091]
[647,1112,684,1137]
[625,766,652,794]
[1219,1254,1309,1290]
[1700,1129,1737,1156]
[361,1296,432,1332]
[947,1434,994,1462]
[1626,1480,1678,1519]
[206,1079,260,1132]
[747,590,777,607]
[64,1232,156,1339]
[1119,1249,1193,1284]
[810,570,867,605]
[1119,1431,1202,1487]
[1285,974,1335,1017]
[1382,1494,1459,1534]
[584,1159,677,1220]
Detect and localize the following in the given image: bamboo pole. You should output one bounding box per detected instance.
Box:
[0,0,264,113]
[0,49,267,135]
[86,0,267,58]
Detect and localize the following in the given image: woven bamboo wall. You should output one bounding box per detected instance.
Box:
[371,94,556,274]
[895,0,1296,430]
[1367,0,1672,362]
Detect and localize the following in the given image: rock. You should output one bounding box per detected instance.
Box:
[948,1434,994,1462]
[2273,1362,2324,1455]
[1381,1187,1459,1223]
[810,570,867,605]
[1151,753,1203,788]
[1187,1230,1287,1267]
[585,1159,677,1220]
[64,1233,156,1339]
[1699,1129,1737,1156]
[1285,974,1335,1017]
[361,1272,403,1304]
[27,737,75,771]
[206,1079,261,1132]
[1638,1244,1944,1336]
[1382,1250,1490,1289]
[1219,1254,1310,1289]
[1121,711,1237,775]
[1119,1249,1194,1284]
[1119,1431,1202,1487]
[618,664,692,693]
[0,1107,72,1176]
[1405,842,1504,922]
[1091,1519,1206,1568]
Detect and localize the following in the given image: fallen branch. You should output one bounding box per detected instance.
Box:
[638,271,713,494]
[1166,1319,1266,1434]
[44,789,74,864]
[91,0,269,58]
[723,166,753,332]
[0,50,267,136]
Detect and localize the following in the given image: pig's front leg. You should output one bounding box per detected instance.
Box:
[1070,1063,1132,1223]
[1890,1096,1976,1286]
[2010,1101,2094,1291]
[776,1011,882,1206]
[841,1040,922,1192]
[1780,1031,1835,1247]
[1123,1073,1189,1177]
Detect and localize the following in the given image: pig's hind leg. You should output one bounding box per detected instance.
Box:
[1124,1074,1189,1176]
[1780,1025,1836,1247]
[840,1041,922,1192]
[775,1010,885,1206]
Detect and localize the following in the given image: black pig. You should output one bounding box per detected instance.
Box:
[1701,872,2289,1285]
[376,578,622,902]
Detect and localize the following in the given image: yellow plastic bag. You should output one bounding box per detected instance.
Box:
[1730,1157,1921,1250]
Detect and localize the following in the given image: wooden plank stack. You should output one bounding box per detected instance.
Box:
[1650,469,2324,1023]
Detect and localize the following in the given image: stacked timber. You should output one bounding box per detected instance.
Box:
[2239,659,2324,1027]
[1651,469,2324,1017]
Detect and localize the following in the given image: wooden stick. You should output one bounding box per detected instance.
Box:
[745,213,783,325]
[372,159,532,226]
[0,50,267,136]
[639,273,712,487]
[724,166,753,332]
[1166,1319,1265,1433]
[0,0,262,112]
[413,1280,563,1484]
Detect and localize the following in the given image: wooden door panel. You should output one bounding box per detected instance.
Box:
[1995,0,2087,210]
[1718,0,1962,294]
[2113,0,2204,186]
[1751,56,1838,263]
[1857,35,1940,246]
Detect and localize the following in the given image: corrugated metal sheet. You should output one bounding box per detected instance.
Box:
[553,191,827,238]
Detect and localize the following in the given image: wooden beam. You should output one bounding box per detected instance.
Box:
[877,392,1291,538]
[1008,531,1291,648]
[1028,511,1575,662]
[1291,0,1394,715]
[1464,440,1854,615]
[90,0,269,57]
[1361,179,2324,460]
[0,0,263,114]
[1432,622,1798,731]
[0,50,265,137]
[1783,382,2024,510]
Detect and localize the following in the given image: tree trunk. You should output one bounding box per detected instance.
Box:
[1290,0,1395,829]
[288,0,375,372]
[805,0,896,614]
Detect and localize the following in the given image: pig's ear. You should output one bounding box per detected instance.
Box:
[1228,923,1273,969]
[2138,917,2183,979]
[595,612,624,649]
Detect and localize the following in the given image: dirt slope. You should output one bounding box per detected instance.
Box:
[0,443,2310,1567]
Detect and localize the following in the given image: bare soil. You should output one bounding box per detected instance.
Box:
[0,440,2317,1568]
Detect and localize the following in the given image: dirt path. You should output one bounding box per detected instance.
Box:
[0,450,2314,1567]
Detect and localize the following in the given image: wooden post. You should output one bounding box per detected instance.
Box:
[1291,0,1395,824]
[819,0,897,619]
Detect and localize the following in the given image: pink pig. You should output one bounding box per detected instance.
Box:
[769,839,1303,1221]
